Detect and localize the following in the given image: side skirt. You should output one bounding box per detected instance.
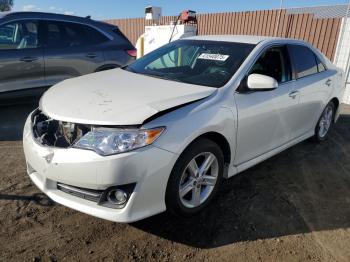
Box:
[227,131,314,178]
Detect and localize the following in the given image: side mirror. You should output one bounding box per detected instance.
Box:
[246,74,278,91]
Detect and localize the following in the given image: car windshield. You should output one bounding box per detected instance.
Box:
[124,40,256,88]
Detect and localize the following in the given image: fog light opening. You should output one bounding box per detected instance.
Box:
[107,189,128,205]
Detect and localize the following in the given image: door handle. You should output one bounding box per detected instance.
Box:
[325,79,332,87]
[288,90,299,99]
[86,53,98,59]
[20,57,38,62]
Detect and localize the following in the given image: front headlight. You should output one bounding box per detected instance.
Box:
[74,127,165,156]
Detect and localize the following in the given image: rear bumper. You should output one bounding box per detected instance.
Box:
[23,112,178,222]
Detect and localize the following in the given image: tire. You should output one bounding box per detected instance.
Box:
[313,101,335,142]
[165,138,224,217]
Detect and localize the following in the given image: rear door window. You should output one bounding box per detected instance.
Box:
[288,45,319,79]
[46,21,108,48]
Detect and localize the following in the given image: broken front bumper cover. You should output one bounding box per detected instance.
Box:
[23,111,178,223]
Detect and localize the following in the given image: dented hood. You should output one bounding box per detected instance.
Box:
[40,69,216,125]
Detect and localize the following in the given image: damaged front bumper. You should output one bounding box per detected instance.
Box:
[23,110,178,223]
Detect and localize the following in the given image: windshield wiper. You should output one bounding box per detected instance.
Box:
[121,65,136,73]
[123,67,186,84]
[144,73,185,83]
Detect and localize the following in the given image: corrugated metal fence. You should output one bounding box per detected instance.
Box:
[106,9,341,60]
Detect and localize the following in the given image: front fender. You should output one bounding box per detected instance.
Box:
[143,98,237,172]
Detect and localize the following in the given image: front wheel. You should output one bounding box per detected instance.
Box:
[165,138,224,217]
[313,101,335,142]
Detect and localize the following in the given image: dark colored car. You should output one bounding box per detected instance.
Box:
[0,12,136,101]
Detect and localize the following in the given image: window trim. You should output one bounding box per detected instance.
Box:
[0,17,113,41]
[314,53,327,73]
[287,43,328,81]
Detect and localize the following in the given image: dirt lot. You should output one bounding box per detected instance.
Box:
[0,103,350,262]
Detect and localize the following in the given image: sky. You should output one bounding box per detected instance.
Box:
[12,0,350,20]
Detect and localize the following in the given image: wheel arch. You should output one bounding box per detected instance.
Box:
[329,97,340,122]
[164,131,232,215]
[183,131,232,167]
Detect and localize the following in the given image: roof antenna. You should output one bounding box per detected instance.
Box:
[274,0,284,37]
[85,15,91,19]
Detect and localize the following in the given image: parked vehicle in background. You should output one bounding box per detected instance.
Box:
[0,12,136,101]
[23,35,345,222]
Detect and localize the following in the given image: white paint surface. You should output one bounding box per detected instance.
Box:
[334,17,350,104]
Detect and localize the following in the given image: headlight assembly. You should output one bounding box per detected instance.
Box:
[73,127,165,156]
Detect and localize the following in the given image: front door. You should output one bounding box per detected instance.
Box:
[234,45,299,165]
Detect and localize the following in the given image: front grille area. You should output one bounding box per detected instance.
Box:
[57,183,103,203]
[32,109,91,148]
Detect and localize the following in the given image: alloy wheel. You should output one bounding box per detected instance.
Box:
[318,105,333,138]
[178,152,219,208]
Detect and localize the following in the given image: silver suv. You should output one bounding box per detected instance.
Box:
[0,12,136,100]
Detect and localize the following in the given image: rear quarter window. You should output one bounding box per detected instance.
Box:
[315,55,326,73]
[112,27,133,45]
[83,26,109,45]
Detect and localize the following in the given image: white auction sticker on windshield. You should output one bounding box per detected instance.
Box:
[198,53,229,61]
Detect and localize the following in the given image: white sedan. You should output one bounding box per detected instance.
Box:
[23,35,345,222]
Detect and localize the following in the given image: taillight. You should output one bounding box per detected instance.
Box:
[126,49,137,58]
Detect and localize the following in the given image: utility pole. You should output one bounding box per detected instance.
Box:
[274,0,284,37]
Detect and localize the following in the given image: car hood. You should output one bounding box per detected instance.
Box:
[40,69,216,125]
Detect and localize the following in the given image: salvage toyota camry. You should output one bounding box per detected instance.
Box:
[23,35,345,222]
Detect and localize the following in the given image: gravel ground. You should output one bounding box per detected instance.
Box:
[0,103,349,261]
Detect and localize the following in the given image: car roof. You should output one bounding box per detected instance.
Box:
[187,34,334,68]
[186,35,306,45]
[1,11,84,20]
[0,12,10,18]
[0,11,112,27]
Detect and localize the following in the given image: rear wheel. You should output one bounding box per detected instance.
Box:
[165,138,224,217]
[313,101,335,142]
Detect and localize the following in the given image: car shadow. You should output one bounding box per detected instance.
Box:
[0,100,38,141]
[132,113,350,248]
[0,193,55,207]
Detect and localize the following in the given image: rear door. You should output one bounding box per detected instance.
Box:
[0,19,45,94]
[287,44,336,138]
[43,20,107,86]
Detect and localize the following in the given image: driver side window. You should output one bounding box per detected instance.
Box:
[0,20,39,50]
[250,45,292,83]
